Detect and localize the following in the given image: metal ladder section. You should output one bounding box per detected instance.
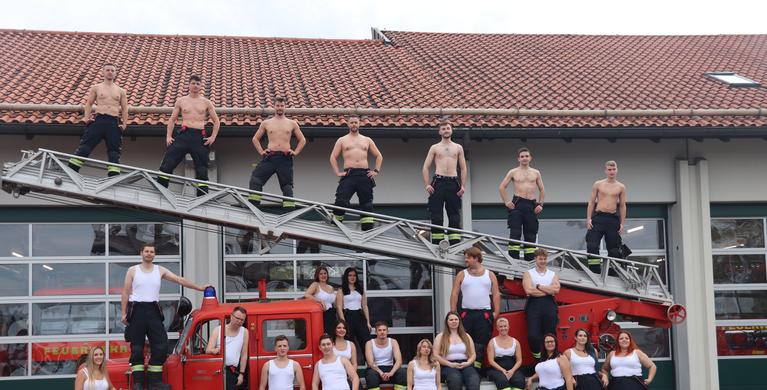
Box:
[2,149,673,305]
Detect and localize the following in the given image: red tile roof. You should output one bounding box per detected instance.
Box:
[1,29,766,128]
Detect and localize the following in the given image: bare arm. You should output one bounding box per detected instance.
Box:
[361,291,372,331]
[159,266,211,291]
[432,334,453,368]
[464,336,476,367]
[166,104,181,146]
[600,352,613,377]
[490,271,501,320]
[252,123,267,155]
[486,339,503,372]
[237,331,249,385]
[522,271,545,297]
[343,358,360,390]
[435,364,441,389]
[311,362,320,390]
[534,171,545,214]
[74,367,87,390]
[457,145,467,196]
[526,373,539,390]
[350,342,357,368]
[586,182,599,229]
[203,100,220,146]
[367,138,383,178]
[303,283,326,310]
[259,361,270,390]
[450,271,464,311]
[559,355,574,390]
[336,291,345,320]
[637,351,657,385]
[120,267,135,325]
[291,122,307,155]
[330,138,344,177]
[294,360,307,390]
[499,170,515,208]
[119,88,128,131]
[206,326,220,355]
[83,85,97,120]
[537,274,560,295]
[512,339,523,372]
[422,146,436,194]
[618,185,627,235]
[406,361,415,390]
[390,339,403,372]
[365,340,382,375]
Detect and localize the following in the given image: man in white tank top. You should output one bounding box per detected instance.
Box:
[259,334,306,390]
[121,242,212,390]
[208,307,252,390]
[364,321,407,390]
[521,248,560,361]
[450,247,500,369]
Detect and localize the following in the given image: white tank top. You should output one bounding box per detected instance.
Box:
[412,363,438,390]
[568,349,596,375]
[314,285,336,311]
[81,368,109,390]
[527,268,555,288]
[268,359,296,390]
[444,342,469,361]
[535,358,565,389]
[343,290,363,310]
[372,338,394,366]
[333,341,352,361]
[460,269,492,310]
[215,326,245,366]
[318,356,351,390]
[130,264,161,302]
[493,337,517,357]
[610,350,642,377]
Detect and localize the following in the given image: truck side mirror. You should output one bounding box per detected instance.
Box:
[177,296,193,318]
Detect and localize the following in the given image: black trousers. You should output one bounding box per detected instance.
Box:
[459,309,493,369]
[428,176,462,245]
[68,113,123,176]
[157,127,210,196]
[248,152,295,211]
[486,355,525,390]
[323,308,337,335]
[574,373,604,390]
[125,301,168,384]
[365,365,407,390]
[333,169,375,231]
[586,211,622,274]
[608,376,647,390]
[226,365,239,390]
[524,296,558,360]
[343,309,371,349]
[507,196,539,260]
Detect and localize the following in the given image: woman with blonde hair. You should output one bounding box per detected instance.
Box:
[407,339,441,390]
[433,311,479,390]
[74,346,116,390]
[486,317,525,390]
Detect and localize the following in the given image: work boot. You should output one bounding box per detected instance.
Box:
[132,382,144,390]
[147,381,172,390]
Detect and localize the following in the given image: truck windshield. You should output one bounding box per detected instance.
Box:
[174,316,194,355]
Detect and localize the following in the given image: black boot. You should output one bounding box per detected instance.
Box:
[147,371,172,390]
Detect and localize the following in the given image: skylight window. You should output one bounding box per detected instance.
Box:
[705,72,760,88]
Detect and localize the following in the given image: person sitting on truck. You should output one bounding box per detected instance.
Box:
[486,318,525,390]
[74,346,116,390]
[407,339,441,390]
[207,306,250,390]
[365,321,407,390]
[433,311,480,390]
[336,267,372,350]
[259,334,307,390]
[522,248,560,361]
[332,319,358,370]
[313,335,360,390]
[304,266,336,335]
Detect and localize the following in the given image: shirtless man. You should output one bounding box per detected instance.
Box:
[422,121,467,245]
[68,63,128,177]
[499,147,545,260]
[585,160,626,274]
[248,97,306,212]
[329,115,383,231]
[156,75,220,196]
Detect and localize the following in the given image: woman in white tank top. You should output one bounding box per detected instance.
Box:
[407,339,440,390]
[433,311,480,390]
[486,318,525,390]
[564,328,608,390]
[335,267,372,349]
[313,335,359,390]
[74,346,115,390]
[600,331,656,390]
[304,266,337,335]
[331,319,358,365]
[526,334,573,390]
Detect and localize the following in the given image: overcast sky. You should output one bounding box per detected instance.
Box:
[4,0,766,39]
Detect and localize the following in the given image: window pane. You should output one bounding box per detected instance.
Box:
[109,300,182,334]
[32,263,106,296]
[109,223,181,256]
[368,296,432,327]
[0,264,29,297]
[262,319,307,351]
[33,302,106,335]
[715,290,767,319]
[32,224,106,256]
[622,220,665,250]
[0,343,27,376]
[389,333,434,363]
[713,255,767,284]
[224,228,294,255]
[226,261,295,292]
[31,341,106,375]
[0,303,28,337]
[109,262,180,295]
[711,219,765,249]
[367,259,431,290]
[538,220,589,251]
[626,256,668,285]
[189,319,221,356]
[296,261,361,291]
[0,224,29,258]
[716,325,767,356]
[472,221,507,239]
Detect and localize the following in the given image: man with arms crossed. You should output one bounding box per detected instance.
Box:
[521,248,560,361]
[365,321,407,390]
[208,307,251,390]
[329,115,383,231]
[422,121,467,245]
[156,75,220,196]
[450,247,501,369]
[68,62,128,177]
[122,243,211,390]
[499,147,545,260]
[585,160,626,274]
[248,97,306,213]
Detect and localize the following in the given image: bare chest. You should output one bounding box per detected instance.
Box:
[181,102,208,117]
[95,86,121,103]
[343,140,368,152]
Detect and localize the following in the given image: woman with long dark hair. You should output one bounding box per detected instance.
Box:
[331,319,358,367]
[600,331,656,390]
[335,267,372,349]
[486,317,525,390]
[304,266,337,335]
[74,346,116,390]
[526,334,573,390]
[433,311,479,390]
[564,328,608,389]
